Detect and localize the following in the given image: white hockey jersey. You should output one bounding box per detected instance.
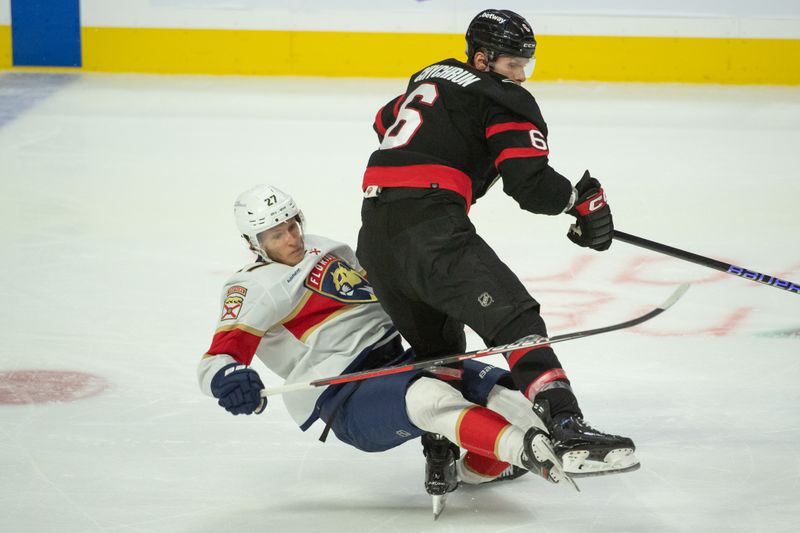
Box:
[197,235,397,429]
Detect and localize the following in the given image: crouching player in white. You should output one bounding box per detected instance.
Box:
[197,185,575,513]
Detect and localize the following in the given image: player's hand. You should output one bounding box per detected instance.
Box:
[210,363,268,415]
[566,170,613,251]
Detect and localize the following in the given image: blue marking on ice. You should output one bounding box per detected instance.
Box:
[0,73,77,129]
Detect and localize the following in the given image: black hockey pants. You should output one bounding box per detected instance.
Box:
[357,189,580,419]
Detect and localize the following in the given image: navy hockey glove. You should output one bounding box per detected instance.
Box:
[566,170,613,251]
[210,363,267,415]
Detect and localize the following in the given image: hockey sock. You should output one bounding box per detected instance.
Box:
[505,346,582,418]
[457,451,509,484]
[485,385,546,431]
[406,377,527,467]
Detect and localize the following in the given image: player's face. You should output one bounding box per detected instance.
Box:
[489,55,535,84]
[258,218,305,266]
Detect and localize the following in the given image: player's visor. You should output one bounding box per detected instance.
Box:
[490,55,536,80]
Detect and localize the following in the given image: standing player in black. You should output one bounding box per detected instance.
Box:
[357,9,637,484]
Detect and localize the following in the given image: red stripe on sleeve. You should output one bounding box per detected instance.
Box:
[207,328,262,366]
[494,147,549,167]
[457,406,510,459]
[485,121,536,138]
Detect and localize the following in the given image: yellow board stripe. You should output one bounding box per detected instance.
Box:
[0,25,11,69]
[0,26,793,84]
[81,27,463,78]
[538,34,800,84]
[76,27,800,84]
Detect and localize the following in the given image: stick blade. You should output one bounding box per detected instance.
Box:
[660,283,690,310]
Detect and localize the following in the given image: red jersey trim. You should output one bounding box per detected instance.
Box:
[485,121,536,138]
[282,291,348,343]
[375,94,404,137]
[207,327,262,366]
[494,147,549,168]
[392,94,403,116]
[374,105,388,136]
[362,164,473,210]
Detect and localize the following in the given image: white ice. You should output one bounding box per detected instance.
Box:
[0,72,799,533]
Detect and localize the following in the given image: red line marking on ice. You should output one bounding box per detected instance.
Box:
[614,256,728,286]
[0,370,108,405]
[520,256,598,283]
[520,287,614,330]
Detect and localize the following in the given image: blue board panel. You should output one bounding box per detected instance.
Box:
[11,0,82,67]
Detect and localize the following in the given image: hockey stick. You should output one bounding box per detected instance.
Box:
[614,230,799,295]
[261,283,690,397]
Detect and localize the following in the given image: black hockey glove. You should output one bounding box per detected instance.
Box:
[210,363,267,415]
[566,170,613,251]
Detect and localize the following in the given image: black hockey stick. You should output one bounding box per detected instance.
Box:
[261,283,690,397]
[614,230,799,295]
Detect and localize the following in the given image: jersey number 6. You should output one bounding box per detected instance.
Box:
[380,83,439,150]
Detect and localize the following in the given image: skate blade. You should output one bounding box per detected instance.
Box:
[432,493,447,520]
[563,448,640,477]
[533,435,580,492]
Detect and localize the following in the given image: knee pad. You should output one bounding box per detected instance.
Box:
[406,376,471,432]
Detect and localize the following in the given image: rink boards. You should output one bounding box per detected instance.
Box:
[2,0,800,84]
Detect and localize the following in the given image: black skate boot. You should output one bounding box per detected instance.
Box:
[537,400,640,478]
[422,433,460,519]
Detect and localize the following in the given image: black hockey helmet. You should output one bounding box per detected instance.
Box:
[465,9,536,64]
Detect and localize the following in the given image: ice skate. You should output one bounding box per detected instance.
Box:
[520,426,578,491]
[486,464,528,484]
[538,400,640,478]
[422,433,460,520]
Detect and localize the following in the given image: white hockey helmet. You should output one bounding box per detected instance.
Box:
[234,184,305,261]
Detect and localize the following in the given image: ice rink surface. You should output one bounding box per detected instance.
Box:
[1,71,799,532]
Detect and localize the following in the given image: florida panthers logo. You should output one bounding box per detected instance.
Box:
[306,254,378,303]
[331,264,365,297]
[220,285,247,320]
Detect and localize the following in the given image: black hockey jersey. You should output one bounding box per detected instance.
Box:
[363,58,572,215]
